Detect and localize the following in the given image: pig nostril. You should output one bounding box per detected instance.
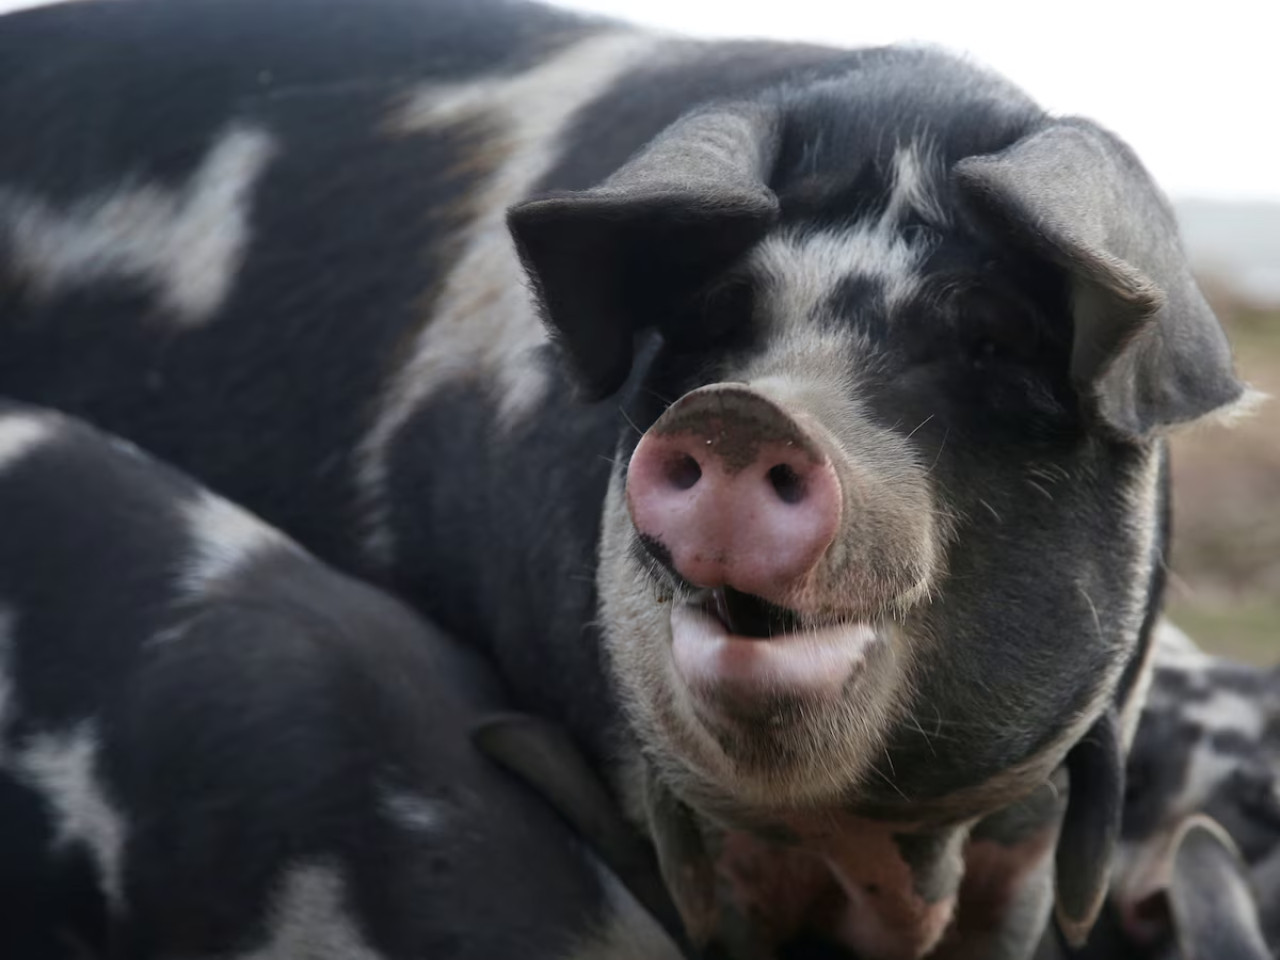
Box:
[768,463,806,504]
[665,453,702,491]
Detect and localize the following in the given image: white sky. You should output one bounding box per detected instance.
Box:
[0,0,1276,203]
[547,0,1279,204]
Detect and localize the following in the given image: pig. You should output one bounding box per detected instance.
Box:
[1092,621,1278,959]
[0,400,687,960]
[0,0,1251,955]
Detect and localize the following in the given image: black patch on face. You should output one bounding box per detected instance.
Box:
[826,275,890,341]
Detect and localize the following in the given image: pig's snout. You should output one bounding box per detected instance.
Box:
[626,387,842,603]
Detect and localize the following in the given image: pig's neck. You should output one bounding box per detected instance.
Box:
[381,369,628,762]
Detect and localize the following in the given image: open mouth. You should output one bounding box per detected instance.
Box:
[698,586,803,638]
[669,592,879,704]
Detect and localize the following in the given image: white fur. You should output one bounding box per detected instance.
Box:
[381,789,444,833]
[358,30,669,563]
[884,142,947,228]
[751,226,926,330]
[180,489,296,595]
[747,142,939,333]
[1192,384,1269,430]
[235,862,386,960]
[13,722,129,911]
[0,125,276,324]
[0,413,57,473]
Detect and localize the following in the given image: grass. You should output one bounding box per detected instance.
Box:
[1167,294,1280,666]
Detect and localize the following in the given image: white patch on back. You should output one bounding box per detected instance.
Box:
[381,788,445,834]
[180,489,297,595]
[357,30,670,563]
[0,413,58,474]
[235,862,386,960]
[13,722,129,911]
[0,125,276,324]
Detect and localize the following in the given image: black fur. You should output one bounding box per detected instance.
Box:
[0,0,1242,955]
[0,402,635,959]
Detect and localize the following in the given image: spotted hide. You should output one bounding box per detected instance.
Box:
[0,0,1251,957]
[0,402,683,960]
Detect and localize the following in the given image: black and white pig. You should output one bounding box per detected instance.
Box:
[0,400,688,960]
[1037,620,1279,960]
[1105,621,1278,958]
[0,0,1252,956]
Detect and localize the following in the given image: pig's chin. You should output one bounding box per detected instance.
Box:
[670,599,880,711]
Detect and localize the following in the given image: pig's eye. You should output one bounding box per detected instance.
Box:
[954,292,1045,368]
[666,278,755,350]
[966,335,1002,366]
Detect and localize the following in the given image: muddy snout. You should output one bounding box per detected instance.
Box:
[626,385,842,606]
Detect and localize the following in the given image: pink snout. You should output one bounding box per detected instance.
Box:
[626,387,842,604]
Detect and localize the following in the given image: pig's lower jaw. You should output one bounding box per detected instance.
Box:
[670,602,879,707]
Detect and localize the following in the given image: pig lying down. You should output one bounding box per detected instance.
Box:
[0,0,1252,956]
[0,401,688,960]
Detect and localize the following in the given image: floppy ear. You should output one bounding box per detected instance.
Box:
[955,118,1244,438]
[1168,815,1272,960]
[508,102,782,398]
[1054,709,1124,947]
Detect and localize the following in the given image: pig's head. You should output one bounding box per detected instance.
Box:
[509,49,1245,948]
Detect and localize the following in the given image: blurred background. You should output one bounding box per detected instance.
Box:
[0,0,1276,662]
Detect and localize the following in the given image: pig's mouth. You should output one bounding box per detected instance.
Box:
[697,586,803,638]
[669,587,879,706]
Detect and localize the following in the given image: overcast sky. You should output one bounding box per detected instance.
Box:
[0,0,1275,203]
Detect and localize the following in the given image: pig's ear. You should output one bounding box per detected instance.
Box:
[1054,709,1124,947]
[1168,815,1272,960]
[508,103,782,399]
[955,119,1245,439]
